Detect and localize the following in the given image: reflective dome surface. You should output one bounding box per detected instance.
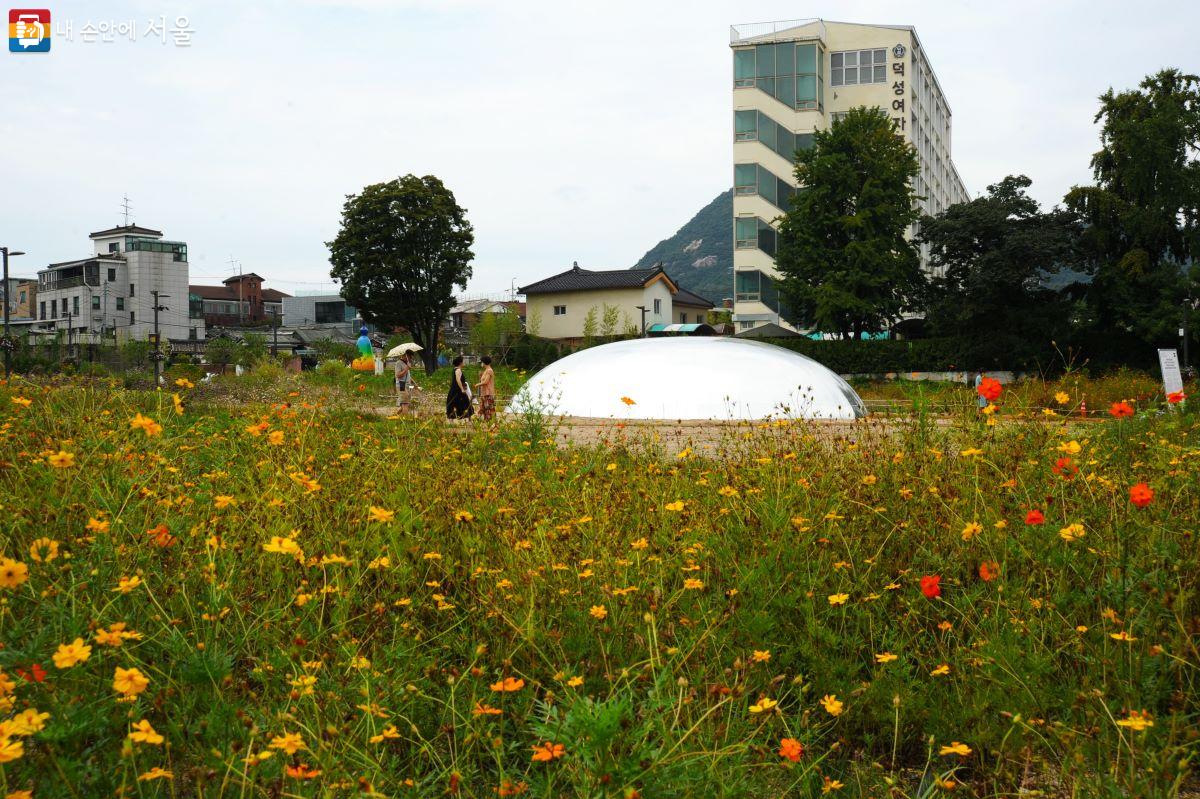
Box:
[508,337,866,420]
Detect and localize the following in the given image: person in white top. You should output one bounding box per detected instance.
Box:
[394,352,421,415]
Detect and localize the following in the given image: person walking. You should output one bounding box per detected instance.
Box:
[446,355,474,420]
[973,372,988,410]
[476,355,496,422]
[394,352,421,416]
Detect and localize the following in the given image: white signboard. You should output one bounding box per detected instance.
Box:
[1158,348,1183,395]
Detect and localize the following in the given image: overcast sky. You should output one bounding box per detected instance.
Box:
[3,0,1197,297]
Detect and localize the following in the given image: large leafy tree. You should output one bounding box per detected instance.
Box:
[918,175,1080,354]
[328,175,474,374]
[775,106,922,339]
[1064,69,1200,344]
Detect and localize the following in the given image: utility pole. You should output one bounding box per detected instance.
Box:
[151,290,169,386]
[1,246,25,380]
[65,311,73,358]
[635,305,648,338]
[270,307,279,356]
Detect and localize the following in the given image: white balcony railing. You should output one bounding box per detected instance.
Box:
[730,19,825,45]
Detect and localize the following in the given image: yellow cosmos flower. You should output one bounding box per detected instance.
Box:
[588,605,607,620]
[1059,523,1086,542]
[262,537,302,557]
[129,719,164,745]
[129,413,163,437]
[0,558,29,589]
[827,593,849,606]
[47,450,75,468]
[939,741,972,757]
[5,708,49,736]
[751,650,771,663]
[1056,440,1082,455]
[29,537,59,562]
[113,575,142,593]
[820,694,844,716]
[113,666,150,697]
[664,501,685,512]
[683,578,704,590]
[269,732,305,755]
[1115,710,1153,731]
[961,521,983,540]
[369,724,401,743]
[931,664,951,676]
[1054,391,1070,404]
[368,506,395,523]
[748,696,778,714]
[874,652,898,664]
[86,517,110,534]
[138,767,173,781]
[53,638,92,669]
[268,429,285,445]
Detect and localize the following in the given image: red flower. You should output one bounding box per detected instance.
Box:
[1129,482,1154,508]
[978,561,1000,582]
[920,575,942,599]
[1024,509,1045,526]
[1109,401,1134,418]
[1166,391,1185,404]
[1052,457,1078,480]
[976,377,1002,402]
[17,663,46,683]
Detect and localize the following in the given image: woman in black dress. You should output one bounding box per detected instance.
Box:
[446,355,474,420]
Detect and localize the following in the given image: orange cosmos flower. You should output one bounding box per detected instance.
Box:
[1129,482,1154,508]
[978,561,1000,582]
[1109,401,1134,418]
[778,737,804,762]
[489,677,525,692]
[530,742,566,762]
[976,377,1002,401]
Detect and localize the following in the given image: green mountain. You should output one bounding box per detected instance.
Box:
[633,190,732,305]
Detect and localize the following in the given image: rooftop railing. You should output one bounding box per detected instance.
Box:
[730,18,825,45]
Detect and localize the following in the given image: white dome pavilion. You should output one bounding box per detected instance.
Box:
[508,337,866,420]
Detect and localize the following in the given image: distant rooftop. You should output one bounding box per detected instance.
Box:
[730,18,915,45]
[89,224,163,239]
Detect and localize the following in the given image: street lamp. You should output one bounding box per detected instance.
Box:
[1,247,26,380]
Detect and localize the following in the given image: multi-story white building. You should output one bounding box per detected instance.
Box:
[730,19,969,332]
[35,224,204,343]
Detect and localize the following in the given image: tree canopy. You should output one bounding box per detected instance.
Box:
[328,175,474,374]
[918,175,1080,358]
[1064,69,1200,344]
[775,106,922,339]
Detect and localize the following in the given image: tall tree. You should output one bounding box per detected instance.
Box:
[918,175,1080,355]
[328,175,474,374]
[1064,69,1200,344]
[775,107,922,339]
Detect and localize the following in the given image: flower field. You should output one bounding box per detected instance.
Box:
[0,375,1197,798]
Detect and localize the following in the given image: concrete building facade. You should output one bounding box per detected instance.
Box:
[35,224,204,343]
[730,19,969,331]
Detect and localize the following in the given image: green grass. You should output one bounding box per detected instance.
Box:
[0,375,1197,797]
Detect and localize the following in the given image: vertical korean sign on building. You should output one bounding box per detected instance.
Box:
[890,43,906,132]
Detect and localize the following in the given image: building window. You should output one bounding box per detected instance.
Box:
[739,320,755,330]
[73,296,79,315]
[189,328,197,340]
[39,301,45,320]
[831,49,887,87]
[18,290,25,303]
[735,217,778,256]
[116,298,124,311]
[107,268,116,282]
[680,313,687,323]
[553,305,566,316]
[92,296,100,310]
[129,284,135,297]
[314,301,346,324]
[733,42,823,111]
[653,298,661,315]
[734,163,797,210]
[734,110,815,162]
[51,299,57,318]
[108,242,119,253]
[831,112,849,124]
[130,311,135,325]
